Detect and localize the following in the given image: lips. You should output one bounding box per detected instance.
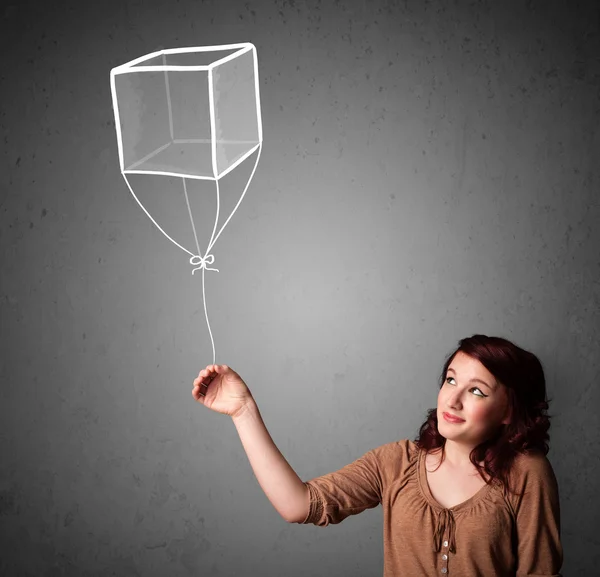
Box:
[443,412,465,423]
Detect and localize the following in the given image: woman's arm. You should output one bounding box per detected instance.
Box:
[232,400,310,523]
[512,455,563,576]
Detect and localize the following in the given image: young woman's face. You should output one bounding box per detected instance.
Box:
[436,351,511,448]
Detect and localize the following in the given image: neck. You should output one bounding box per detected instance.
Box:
[441,440,477,468]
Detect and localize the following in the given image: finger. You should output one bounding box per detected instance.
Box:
[193,383,208,398]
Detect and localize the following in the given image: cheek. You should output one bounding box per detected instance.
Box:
[467,403,497,427]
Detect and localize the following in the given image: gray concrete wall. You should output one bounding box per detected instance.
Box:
[1,0,598,575]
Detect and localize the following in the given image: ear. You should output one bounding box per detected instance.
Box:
[501,403,512,426]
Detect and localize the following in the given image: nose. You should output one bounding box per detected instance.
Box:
[446,388,463,410]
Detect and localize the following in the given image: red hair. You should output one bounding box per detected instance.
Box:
[414,334,553,493]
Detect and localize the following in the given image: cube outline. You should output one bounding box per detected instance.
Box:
[109,42,263,182]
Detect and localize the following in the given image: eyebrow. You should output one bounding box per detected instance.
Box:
[446,368,496,391]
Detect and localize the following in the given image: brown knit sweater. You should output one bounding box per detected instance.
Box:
[300,439,562,576]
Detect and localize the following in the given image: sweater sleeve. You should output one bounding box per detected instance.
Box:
[510,453,563,577]
[300,445,387,527]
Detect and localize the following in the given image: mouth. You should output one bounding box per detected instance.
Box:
[442,411,465,424]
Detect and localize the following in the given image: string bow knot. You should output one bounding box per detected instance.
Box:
[433,508,456,553]
[190,254,219,274]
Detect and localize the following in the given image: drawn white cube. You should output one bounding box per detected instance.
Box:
[110,43,262,180]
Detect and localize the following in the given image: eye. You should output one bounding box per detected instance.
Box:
[445,377,487,398]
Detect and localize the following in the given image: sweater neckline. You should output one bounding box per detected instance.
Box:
[416,447,494,513]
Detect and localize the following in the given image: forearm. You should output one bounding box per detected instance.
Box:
[232,400,309,523]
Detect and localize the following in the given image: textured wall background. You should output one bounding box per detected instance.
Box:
[1,0,599,575]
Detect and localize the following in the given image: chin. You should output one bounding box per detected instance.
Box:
[437,423,453,439]
[437,417,464,441]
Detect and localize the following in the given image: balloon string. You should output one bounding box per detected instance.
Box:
[190,252,219,364]
[200,266,216,365]
[121,143,263,367]
[206,142,262,256]
[185,144,262,365]
[183,177,220,366]
[182,178,220,275]
[186,143,262,270]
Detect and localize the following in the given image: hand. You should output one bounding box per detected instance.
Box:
[192,364,254,418]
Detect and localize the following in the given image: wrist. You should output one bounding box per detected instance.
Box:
[231,397,259,422]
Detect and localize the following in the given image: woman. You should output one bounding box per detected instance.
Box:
[192,334,563,576]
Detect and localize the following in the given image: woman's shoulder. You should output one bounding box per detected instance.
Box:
[502,449,561,516]
[509,449,557,479]
[503,449,560,503]
[366,438,421,471]
[370,438,419,456]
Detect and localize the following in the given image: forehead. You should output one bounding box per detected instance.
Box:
[448,351,496,381]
